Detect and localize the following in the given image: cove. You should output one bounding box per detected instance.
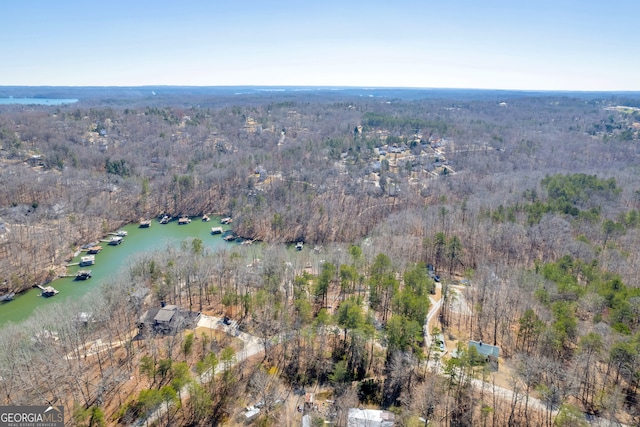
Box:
[0,216,232,326]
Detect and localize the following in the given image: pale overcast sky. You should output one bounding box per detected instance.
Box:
[1,0,638,91]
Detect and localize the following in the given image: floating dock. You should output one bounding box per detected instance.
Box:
[104,236,123,245]
[79,255,95,266]
[37,285,59,297]
[76,270,92,280]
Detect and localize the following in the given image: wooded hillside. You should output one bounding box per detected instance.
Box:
[1,90,640,426]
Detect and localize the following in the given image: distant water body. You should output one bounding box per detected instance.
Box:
[0,97,78,105]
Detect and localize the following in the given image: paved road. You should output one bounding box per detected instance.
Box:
[423,291,443,348]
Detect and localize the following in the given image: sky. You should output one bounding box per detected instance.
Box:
[1,0,639,91]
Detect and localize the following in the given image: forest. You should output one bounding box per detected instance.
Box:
[0,89,640,426]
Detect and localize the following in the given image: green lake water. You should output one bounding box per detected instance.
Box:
[0,216,233,326]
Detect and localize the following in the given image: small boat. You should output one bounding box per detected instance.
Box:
[139,219,152,228]
[160,215,170,224]
[178,216,191,225]
[76,270,92,280]
[202,215,210,222]
[221,217,233,224]
[79,255,95,266]
[115,230,128,237]
[0,292,15,302]
[87,245,103,254]
[39,286,59,297]
[211,226,223,234]
[108,236,123,245]
[223,234,236,242]
[296,241,304,251]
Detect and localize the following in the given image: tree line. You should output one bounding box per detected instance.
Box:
[1,91,640,424]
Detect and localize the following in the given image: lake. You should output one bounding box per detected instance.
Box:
[0,98,78,105]
[0,216,233,326]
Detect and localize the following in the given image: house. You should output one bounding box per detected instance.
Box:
[244,407,260,422]
[304,393,315,411]
[348,408,395,427]
[154,304,179,324]
[468,340,499,359]
[468,340,500,369]
[138,304,201,335]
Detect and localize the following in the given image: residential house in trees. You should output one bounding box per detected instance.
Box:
[138,304,201,335]
[348,408,395,427]
[469,340,500,369]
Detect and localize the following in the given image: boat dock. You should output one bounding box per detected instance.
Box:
[211,226,223,234]
[0,292,15,302]
[79,255,95,266]
[139,219,152,228]
[102,236,123,245]
[75,270,92,280]
[37,285,59,297]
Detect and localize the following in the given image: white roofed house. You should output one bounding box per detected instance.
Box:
[348,408,395,427]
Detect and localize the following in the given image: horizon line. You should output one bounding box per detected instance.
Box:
[1,85,640,94]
